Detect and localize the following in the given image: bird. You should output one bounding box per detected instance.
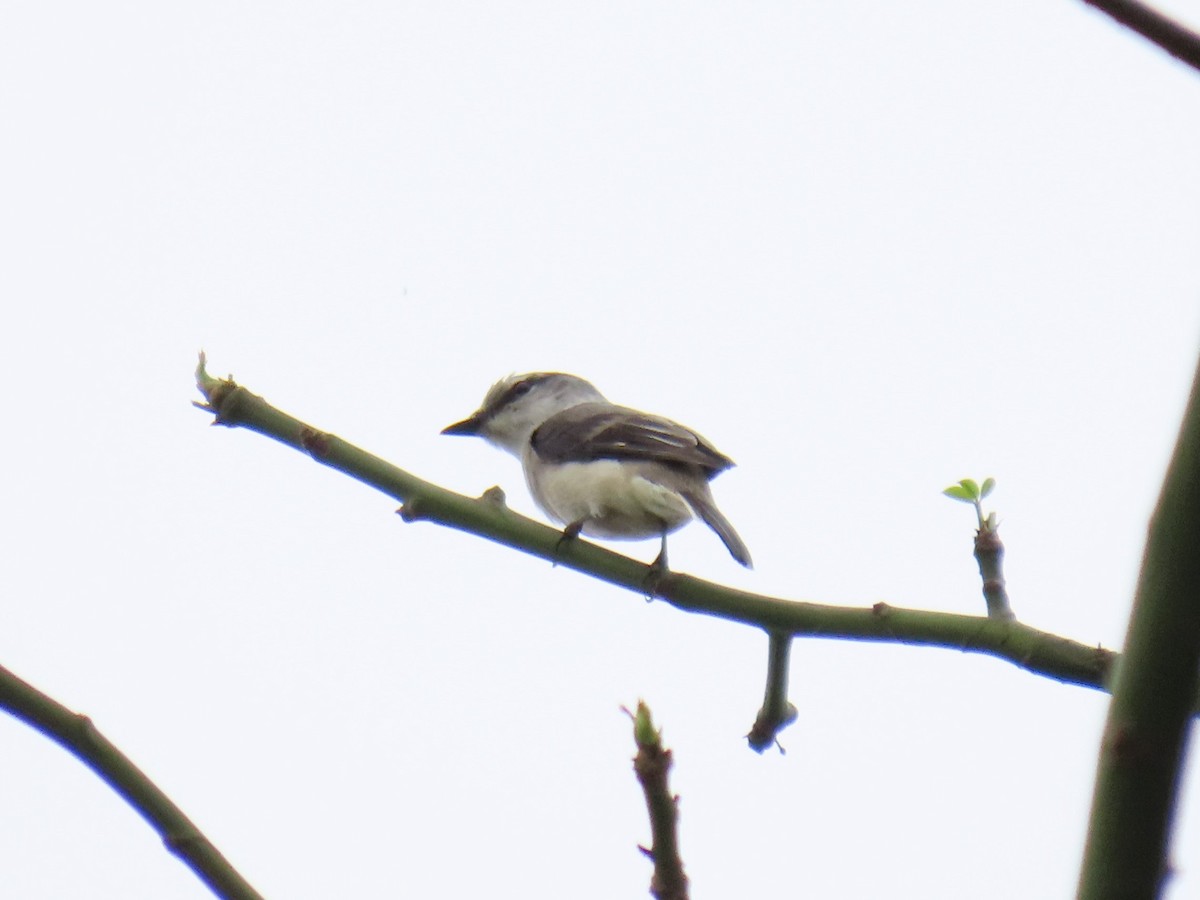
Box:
[442,372,751,570]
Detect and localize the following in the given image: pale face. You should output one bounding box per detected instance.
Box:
[473,373,604,456]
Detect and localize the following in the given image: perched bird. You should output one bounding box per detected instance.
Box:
[442,372,751,570]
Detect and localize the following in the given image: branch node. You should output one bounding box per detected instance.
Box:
[298,427,332,459]
[193,351,243,425]
[73,713,100,748]
[163,829,204,855]
[397,500,423,523]
[747,702,798,754]
[480,485,509,509]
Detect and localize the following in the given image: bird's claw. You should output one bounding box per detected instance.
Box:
[552,521,584,566]
[641,539,670,599]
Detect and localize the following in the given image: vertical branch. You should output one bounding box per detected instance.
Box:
[629,702,689,900]
[1077,351,1200,898]
[747,631,799,753]
[974,526,1015,622]
[943,478,1014,620]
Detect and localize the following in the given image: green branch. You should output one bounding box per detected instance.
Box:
[194,353,1120,699]
[746,632,799,753]
[0,662,263,900]
[1077,352,1200,899]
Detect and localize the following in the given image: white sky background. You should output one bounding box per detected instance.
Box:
[2,2,1200,897]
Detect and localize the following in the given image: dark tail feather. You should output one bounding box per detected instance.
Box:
[682,489,753,568]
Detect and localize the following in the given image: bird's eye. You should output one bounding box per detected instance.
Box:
[507,380,534,402]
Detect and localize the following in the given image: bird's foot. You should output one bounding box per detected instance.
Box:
[553,521,584,566]
[641,537,670,599]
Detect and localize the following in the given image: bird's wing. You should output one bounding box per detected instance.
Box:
[531,402,735,475]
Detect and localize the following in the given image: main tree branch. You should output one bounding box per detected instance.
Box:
[195,355,1119,700]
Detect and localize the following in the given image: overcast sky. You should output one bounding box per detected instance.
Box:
[3,3,1200,898]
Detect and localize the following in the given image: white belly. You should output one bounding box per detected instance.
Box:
[525,458,693,540]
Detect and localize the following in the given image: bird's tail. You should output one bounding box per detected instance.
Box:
[682,488,753,568]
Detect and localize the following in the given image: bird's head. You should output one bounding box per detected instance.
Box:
[442,372,605,456]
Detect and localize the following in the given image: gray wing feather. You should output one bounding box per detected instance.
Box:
[531,403,735,476]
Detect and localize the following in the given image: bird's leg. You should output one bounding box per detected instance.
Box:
[651,531,669,572]
[553,520,585,565]
[642,531,670,597]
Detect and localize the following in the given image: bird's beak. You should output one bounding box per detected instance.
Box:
[441,413,484,436]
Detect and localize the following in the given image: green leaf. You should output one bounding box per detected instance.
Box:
[943,485,975,502]
[980,477,996,498]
